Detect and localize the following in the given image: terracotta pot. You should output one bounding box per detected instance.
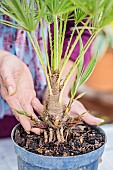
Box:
[86,49,113,92]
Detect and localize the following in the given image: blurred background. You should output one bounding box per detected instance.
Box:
[78,21,113,124]
[0,22,113,170]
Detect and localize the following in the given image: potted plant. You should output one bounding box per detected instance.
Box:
[86,24,113,92]
[0,0,113,170]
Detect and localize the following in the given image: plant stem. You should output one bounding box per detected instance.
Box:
[27,31,52,95]
[40,19,51,76]
[48,24,54,73]
[53,15,59,71]
[59,57,80,103]
[59,17,92,80]
[62,24,76,66]
[66,31,100,109]
[58,15,68,71]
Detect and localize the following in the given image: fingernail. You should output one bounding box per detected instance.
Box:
[8,86,13,96]
[95,117,104,123]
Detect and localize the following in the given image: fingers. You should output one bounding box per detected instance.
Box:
[81,111,104,125]
[18,98,44,134]
[0,70,16,96]
[31,128,43,135]
[70,101,104,125]
[20,99,38,119]
[31,97,44,115]
[18,115,31,132]
[13,106,42,134]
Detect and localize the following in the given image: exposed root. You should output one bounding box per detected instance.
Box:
[60,127,65,142]
[56,129,62,143]
[49,128,54,142]
[65,129,69,141]
[43,128,71,143]
[44,130,48,143]
[42,111,56,129]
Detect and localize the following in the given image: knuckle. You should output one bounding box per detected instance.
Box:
[21,101,27,108]
[0,69,10,83]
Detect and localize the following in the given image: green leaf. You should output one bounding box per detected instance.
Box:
[14,109,30,117]
[0,0,44,31]
[71,80,77,97]
[75,92,86,100]
[77,32,84,79]
[74,8,86,24]
[80,52,99,85]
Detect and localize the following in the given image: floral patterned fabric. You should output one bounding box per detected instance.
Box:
[0,15,47,118]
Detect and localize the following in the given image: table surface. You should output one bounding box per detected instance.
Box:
[0,124,113,170]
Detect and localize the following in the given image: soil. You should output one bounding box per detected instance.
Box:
[14,122,105,156]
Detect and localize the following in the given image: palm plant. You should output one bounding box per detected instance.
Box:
[0,0,113,143]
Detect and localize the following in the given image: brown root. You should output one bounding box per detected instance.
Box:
[44,130,48,143]
[49,128,54,142]
[60,127,65,143]
[64,129,69,142]
[56,129,62,143]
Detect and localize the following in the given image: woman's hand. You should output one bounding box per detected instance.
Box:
[69,100,104,125]
[0,52,43,134]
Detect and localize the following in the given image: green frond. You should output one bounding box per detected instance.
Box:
[43,0,75,17]
[77,31,84,79]
[0,0,44,31]
[1,0,113,101]
[80,52,99,85]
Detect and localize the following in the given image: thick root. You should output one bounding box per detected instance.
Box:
[44,130,48,143]
[60,127,65,143]
[56,129,62,143]
[44,127,68,143]
[49,128,54,142]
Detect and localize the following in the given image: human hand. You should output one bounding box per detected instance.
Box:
[69,100,104,125]
[0,53,43,134]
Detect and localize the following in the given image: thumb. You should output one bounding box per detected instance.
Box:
[1,73,16,96]
[81,112,104,126]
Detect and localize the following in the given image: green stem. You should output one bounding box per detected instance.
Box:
[40,19,51,76]
[53,15,59,71]
[48,24,54,73]
[27,32,52,95]
[64,25,76,58]
[59,16,92,80]
[65,31,100,108]
[58,18,63,69]
[58,16,68,70]
[59,57,80,103]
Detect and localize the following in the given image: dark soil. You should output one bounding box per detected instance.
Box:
[14,122,105,156]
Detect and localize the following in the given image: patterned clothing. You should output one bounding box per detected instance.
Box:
[0,16,91,119]
[0,15,47,118]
